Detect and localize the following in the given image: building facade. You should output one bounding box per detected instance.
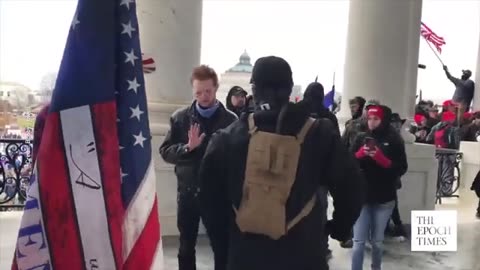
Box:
[217,50,253,104]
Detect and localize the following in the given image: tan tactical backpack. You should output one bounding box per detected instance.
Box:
[233,113,317,240]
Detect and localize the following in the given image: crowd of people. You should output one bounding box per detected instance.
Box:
[159,56,477,270]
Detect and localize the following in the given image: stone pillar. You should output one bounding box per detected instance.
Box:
[137,0,202,235]
[339,0,438,221]
[339,0,423,120]
[473,40,480,110]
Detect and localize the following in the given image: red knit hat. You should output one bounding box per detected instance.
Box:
[367,106,384,120]
[443,100,456,108]
[463,112,473,120]
[442,111,456,122]
[414,114,426,125]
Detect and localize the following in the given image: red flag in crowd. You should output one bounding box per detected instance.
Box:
[420,22,446,53]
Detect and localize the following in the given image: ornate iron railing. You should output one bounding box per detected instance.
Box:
[435,148,462,204]
[0,139,33,209]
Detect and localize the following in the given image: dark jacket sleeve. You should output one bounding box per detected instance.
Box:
[159,116,192,165]
[471,170,480,193]
[445,71,462,86]
[350,132,366,154]
[198,131,230,259]
[447,126,461,149]
[387,133,408,178]
[341,124,354,149]
[426,122,441,143]
[328,112,340,136]
[320,121,366,242]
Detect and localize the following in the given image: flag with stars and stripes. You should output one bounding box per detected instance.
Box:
[11,0,163,269]
[420,22,446,53]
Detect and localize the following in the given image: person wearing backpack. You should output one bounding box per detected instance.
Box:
[350,105,408,270]
[199,56,366,270]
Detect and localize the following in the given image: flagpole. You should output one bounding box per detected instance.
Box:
[421,35,445,66]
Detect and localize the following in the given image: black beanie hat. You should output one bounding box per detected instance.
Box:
[303,82,325,102]
[250,56,294,89]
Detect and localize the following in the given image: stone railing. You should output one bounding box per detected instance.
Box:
[0,139,32,210]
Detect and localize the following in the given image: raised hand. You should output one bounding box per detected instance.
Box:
[187,123,206,150]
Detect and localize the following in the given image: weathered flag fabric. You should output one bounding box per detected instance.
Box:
[420,22,446,53]
[142,54,156,74]
[12,0,163,269]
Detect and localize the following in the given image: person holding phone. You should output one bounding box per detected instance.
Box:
[350,105,408,270]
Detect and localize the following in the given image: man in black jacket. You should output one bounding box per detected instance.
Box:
[302,81,338,259]
[225,86,248,117]
[199,56,366,270]
[342,99,379,150]
[159,65,237,270]
[345,96,366,129]
[443,66,475,119]
[303,81,339,134]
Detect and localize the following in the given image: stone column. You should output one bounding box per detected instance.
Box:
[339,0,438,223]
[339,0,423,120]
[473,40,480,111]
[137,0,202,235]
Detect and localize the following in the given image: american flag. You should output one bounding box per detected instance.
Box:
[142,54,156,74]
[420,22,446,53]
[12,0,163,269]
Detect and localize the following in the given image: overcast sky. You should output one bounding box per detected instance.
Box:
[0,0,479,102]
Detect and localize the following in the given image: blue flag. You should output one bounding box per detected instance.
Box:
[323,85,335,111]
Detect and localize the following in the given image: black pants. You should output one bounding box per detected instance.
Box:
[177,189,201,270]
[475,190,480,213]
[177,188,226,270]
[391,193,402,226]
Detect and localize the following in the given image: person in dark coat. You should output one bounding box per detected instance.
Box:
[225,86,248,117]
[344,96,366,129]
[302,81,339,259]
[350,105,408,270]
[199,56,366,270]
[461,112,480,142]
[303,81,339,133]
[342,99,379,150]
[471,170,480,218]
[443,66,475,114]
[159,65,237,270]
[385,113,408,240]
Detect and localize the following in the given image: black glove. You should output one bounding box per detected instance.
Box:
[326,220,351,242]
[443,65,448,72]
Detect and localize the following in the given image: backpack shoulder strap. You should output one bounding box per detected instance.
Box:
[286,193,317,230]
[296,117,316,144]
[248,113,257,134]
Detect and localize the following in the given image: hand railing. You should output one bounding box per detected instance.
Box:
[0,139,32,210]
[435,148,462,204]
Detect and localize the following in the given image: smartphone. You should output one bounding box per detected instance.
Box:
[364,137,376,150]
